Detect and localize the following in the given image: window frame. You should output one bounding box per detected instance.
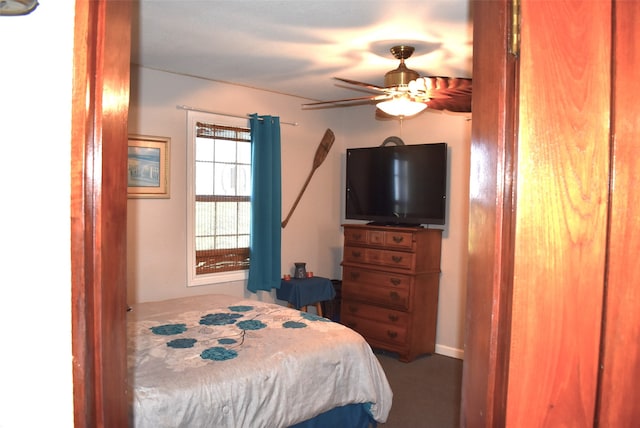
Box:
[186,111,251,287]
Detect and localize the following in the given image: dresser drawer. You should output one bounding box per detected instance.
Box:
[343,246,415,270]
[344,227,415,251]
[344,227,369,245]
[342,301,410,325]
[342,281,410,310]
[343,266,412,290]
[342,312,408,346]
[382,230,414,250]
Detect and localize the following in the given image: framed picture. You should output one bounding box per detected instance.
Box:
[127,134,170,198]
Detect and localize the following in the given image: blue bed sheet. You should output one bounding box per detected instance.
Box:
[291,403,376,428]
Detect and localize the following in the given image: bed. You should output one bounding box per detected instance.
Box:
[127,293,393,427]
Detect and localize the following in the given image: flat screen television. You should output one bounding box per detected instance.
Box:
[345,142,447,226]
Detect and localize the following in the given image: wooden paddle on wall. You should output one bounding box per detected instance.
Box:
[281,128,335,228]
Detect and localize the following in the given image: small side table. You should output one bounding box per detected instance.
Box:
[276,276,336,317]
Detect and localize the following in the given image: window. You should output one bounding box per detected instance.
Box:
[187,112,251,286]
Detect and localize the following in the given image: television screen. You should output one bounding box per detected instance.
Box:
[345,142,447,226]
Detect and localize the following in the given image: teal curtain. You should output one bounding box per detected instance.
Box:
[247,114,282,293]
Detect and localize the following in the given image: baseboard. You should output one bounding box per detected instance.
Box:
[435,344,464,360]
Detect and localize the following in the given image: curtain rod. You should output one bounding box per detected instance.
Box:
[176,105,299,126]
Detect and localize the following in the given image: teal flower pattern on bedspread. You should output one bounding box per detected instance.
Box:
[199,312,243,326]
[228,305,253,312]
[151,323,187,335]
[145,303,331,363]
[283,321,307,329]
[201,347,238,361]
[236,319,266,330]
[167,338,197,348]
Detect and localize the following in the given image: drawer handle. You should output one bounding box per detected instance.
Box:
[391,255,403,263]
[389,291,400,300]
[390,278,401,286]
[388,314,399,322]
[351,250,362,258]
[392,235,404,243]
[353,233,362,240]
[348,305,359,313]
[350,271,361,280]
[387,330,398,339]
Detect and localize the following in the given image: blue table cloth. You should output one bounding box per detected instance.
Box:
[277,276,336,309]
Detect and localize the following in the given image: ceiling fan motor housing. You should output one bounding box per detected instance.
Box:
[384,64,420,88]
[384,45,420,88]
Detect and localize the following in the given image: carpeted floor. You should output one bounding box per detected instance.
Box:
[374,350,463,428]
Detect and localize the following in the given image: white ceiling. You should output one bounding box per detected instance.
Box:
[131,0,472,104]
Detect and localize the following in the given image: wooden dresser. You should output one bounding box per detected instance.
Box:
[340,224,442,362]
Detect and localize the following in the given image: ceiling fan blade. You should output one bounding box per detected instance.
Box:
[425,95,472,113]
[333,77,388,92]
[402,76,472,112]
[410,76,472,99]
[302,94,390,108]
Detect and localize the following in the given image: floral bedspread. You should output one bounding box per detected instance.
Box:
[127,294,392,428]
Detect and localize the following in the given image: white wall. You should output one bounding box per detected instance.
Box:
[0,3,75,427]
[128,66,469,358]
[127,66,344,303]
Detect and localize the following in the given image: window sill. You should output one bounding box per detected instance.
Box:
[188,269,248,287]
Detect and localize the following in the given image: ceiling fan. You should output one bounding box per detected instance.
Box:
[302,45,472,117]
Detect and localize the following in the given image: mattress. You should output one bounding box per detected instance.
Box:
[127,293,392,427]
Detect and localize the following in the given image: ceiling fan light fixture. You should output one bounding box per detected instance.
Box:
[377,96,427,117]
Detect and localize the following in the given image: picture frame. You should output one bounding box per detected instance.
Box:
[127,134,170,199]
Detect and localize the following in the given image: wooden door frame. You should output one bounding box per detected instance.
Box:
[597,1,640,424]
[463,1,640,426]
[460,0,517,425]
[71,1,131,426]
